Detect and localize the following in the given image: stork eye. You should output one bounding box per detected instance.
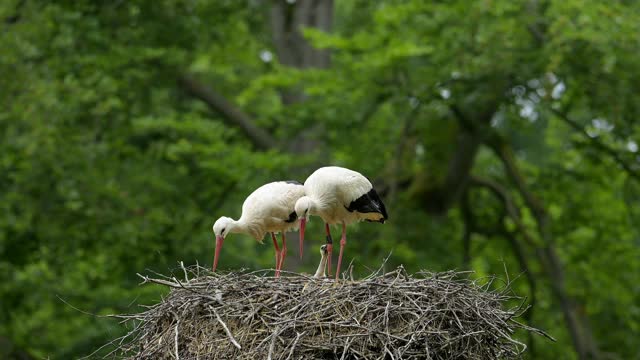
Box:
[221,228,226,235]
[304,209,309,215]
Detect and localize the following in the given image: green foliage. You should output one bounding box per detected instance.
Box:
[1,0,639,359]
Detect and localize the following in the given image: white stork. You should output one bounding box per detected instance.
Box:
[212,180,305,277]
[294,166,388,280]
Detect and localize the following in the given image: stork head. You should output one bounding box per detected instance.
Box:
[294,196,314,259]
[212,216,235,271]
[294,196,314,219]
[213,216,234,238]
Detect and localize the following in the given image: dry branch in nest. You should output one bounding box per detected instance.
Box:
[109,264,552,359]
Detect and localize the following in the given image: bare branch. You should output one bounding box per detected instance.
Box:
[485,137,549,241]
[551,107,640,182]
[469,177,537,248]
[178,74,276,150]
[414,100,500,214]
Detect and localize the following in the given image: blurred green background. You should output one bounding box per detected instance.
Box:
[1,0,639,359]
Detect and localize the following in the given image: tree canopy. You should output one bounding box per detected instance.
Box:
[1,1,639,359]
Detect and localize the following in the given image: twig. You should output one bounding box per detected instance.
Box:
[136,273,182,288]
[180,261,189,283]
[285,331,305,360]
[174,320,180,360]
[340,336,353,360]
[211,306,242,350]
[267,326,280,360]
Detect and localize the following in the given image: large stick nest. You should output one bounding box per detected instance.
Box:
[110,265,551,359]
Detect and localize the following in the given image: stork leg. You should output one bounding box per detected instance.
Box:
[325,223,333,276]
[335,222,347,281]
[279,232,287,274]
[271,232,281,278]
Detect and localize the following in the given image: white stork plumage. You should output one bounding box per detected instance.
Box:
[294,166,388,280]
[212,180,305,277]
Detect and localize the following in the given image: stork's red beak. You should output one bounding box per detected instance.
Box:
[299,218,306,259]
[212,234,224,271]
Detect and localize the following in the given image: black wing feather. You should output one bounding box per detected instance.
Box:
[284,211,297,223]
[367,188,388,220]
[345,188,389,222]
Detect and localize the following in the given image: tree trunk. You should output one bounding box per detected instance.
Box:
[270,0,333,104]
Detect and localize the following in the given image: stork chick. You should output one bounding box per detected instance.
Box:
[212,181,305,277]
[302,244,331,293]
[313,244,330,279]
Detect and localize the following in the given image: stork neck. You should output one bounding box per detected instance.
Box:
[233,218,263,240]
[306,197,324,216]
[228,218,246,234]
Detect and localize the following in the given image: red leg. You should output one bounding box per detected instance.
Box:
[271,232,281,277]
[279,232,287,273]
[335,223,346,281]
[325,223,333,276]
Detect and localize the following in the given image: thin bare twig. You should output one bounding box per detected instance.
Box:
[267,326,280,360]
[212,306,242,350]
[285,331,305,360]
[173,320,180,360]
